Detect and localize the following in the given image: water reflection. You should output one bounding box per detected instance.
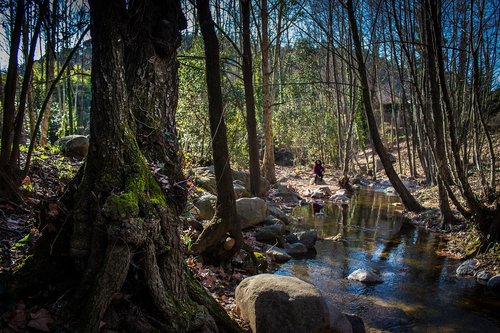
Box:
[275,190,500,332]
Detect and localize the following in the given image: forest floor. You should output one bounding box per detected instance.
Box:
[0,143,498,331]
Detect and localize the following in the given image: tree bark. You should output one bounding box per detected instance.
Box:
[0,0,24,165]
[124,0,188,214]
[193,0,243,261]
[240,0,261,196]
[40,0,57,146]
[260,0,276,183]
[345,0,424,213]
[10,1,240,331]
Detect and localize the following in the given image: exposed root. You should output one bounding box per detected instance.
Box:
[76,241,131,332]
[192,216,242,262]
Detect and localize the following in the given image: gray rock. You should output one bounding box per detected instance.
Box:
[193,192,217,220]
[326,303,354,333]
[194,175,217,194]
[268,205,293,225]
[57,135,89,159]
[294,230,318,249]
[262,215,284,227]
[233,180,250,199]
[233,170,270,196]
[285,242,308,255]
[264,246,291,263]
[310,187,331,199]
[194,167,270,196]
[330,189,351,204]
[456,259,478,276]
[475,271,493,285]
[273,184,301,202]
[256,224,285,246]
[487,275,500,293]
[236,197,268,229]
[384,187,397,195]
[235,274,330,333]
[285,233,300,244]
[348,269,383,283]
[345,314,366,333]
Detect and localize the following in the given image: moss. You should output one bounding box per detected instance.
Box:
[104,192,140,219]
[254,251,266,260]
[148,175,167,207]
[165,290,198,318]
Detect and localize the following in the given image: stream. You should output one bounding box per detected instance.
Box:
[273,189,500,332]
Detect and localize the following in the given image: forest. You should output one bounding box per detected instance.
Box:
[0,0,499,332]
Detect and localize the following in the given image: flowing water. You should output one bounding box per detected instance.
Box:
[273,190,500,332]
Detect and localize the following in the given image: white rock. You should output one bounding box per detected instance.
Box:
[348,269,383,283]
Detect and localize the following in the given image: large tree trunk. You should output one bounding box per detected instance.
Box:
[192,0,243,262]
[260,0,276,184]
[124,0,187,214]
[10,1,241,332]
[345,0,424,213]
[240,0,261,196]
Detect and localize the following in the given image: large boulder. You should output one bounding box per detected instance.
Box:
[236,197,268,229]
[294,229,318,249]
[235,274,330,333]
[348,269,383,283]
[193,192,217,220]
[57,135,89,159]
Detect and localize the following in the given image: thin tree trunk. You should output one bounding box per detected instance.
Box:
[0,0,24,165]
[240,0,261,196]
[10,0,48,166]
[40,0,57,146]
[193,0,243,261]
[345,0,424,213]
[260,0,276,183]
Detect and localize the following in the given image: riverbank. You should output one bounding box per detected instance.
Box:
[0,149,498,331]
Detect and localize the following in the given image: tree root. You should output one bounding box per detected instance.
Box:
[192,216,242,262]
[75,242,131,332]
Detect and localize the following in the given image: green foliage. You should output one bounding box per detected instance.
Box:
[178,36,249,168]
[14,233,32,248]
[181,231,194,251]
[273,39,336,164]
